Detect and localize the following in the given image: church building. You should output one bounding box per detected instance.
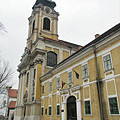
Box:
[14,0,120,120]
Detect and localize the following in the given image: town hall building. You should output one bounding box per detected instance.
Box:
[14,0,120,120]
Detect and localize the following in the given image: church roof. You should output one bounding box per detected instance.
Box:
[32,0,56,9]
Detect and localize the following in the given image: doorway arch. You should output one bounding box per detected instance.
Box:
[67,96,77,120]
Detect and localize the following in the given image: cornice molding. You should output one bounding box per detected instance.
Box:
[40,30,120,81]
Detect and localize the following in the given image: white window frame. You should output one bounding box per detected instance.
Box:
[108,95,119,115]
[102,53,113,72]
[48,105,52,116]
[56,104,60,116]
[68,70,72,84]
[106,79,120,115]
[49,81,52,92]
[57,77,60,89]
[42,85,44,94]
[82,63,89,79]
[42,16,51,32]
[84,98,92,116]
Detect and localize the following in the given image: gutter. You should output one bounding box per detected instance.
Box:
[93,44,104,120]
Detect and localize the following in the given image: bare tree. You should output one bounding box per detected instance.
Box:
[0,59,13,94]
[0,22,11,117]
[0,22,11,94]
[0,59,13,118]
[0,22,7,35]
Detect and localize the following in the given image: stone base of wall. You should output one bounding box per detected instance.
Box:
[14,106,24,120]
[14,116,23,120]
[25,116,40,120]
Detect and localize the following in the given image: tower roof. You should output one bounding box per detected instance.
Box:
[32,0,56,9]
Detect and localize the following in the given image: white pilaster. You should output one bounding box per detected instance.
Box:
[20,75,23,104]
[53,19,57,34]
[14,116,23,120]
[39,10,42,34]
[59,49,63,62]
[28,69,32,101]
[25,116,40,120]
[34,65,37,100]
[76,99,82,120]
[19,75,23,104]
[28,23,31,38]
[61,102,66,120]
[21,73,25,104]
[17,77,21,105]
[33,13,39,42]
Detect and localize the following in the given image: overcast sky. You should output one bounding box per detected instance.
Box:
[0,0,120,89]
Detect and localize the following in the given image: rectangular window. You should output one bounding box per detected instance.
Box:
[82,64,88,78]
[103,54,112,71]
[45,109,47,115]
[42,85,44,94]
[57,77,60,88]
[68,71,72,83]
[57,105,60,116]
[49,106,52,115]
[109,97,119,114]
[41,107,44,115]
[26,72,29,87]
[85,100,91,115]
[33,69,36,79]
[49,82,52,92]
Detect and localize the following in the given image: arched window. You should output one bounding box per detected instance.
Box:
[43,17,50,31]
[32,20,35,34]
[47,51,57,67]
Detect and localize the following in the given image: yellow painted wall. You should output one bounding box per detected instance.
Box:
[53,48,59,63]
[97,56,105,79]
[72,65,82,86]
[63,51,69,60]
[60,72,68,89]
[88,58,97,82]
[36,64,42,99]
[40,14,58,40]
[111,46,120,75]
[45,46,52,51]
[84,87,90,99]
[107,80,116,96]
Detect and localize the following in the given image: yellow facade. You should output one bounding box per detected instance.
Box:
[14,0,120,120]
[39,28,120,120]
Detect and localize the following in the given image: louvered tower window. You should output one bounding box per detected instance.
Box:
[43,17,50,31]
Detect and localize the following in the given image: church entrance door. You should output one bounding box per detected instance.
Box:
[67,96,77,120]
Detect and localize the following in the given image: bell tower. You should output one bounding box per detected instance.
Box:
[27,0,59,49]
[14,1,81,120]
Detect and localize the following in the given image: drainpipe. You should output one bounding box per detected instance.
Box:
[93,44,104,120]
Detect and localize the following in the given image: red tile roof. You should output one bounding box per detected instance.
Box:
[8,89,18,98]
[8,101,16,109]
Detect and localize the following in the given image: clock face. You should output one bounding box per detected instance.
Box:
[45,7,51,14]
